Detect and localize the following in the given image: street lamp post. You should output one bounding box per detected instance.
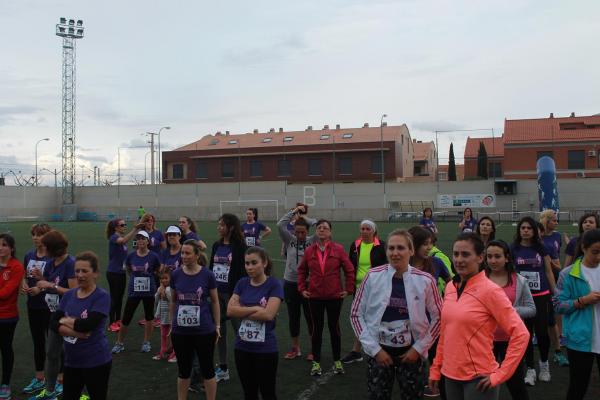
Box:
[35,138,50,186]
[380,114,387,209]
[157,126,171,183]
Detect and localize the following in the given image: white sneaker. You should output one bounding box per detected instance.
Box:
[524,368,536,386]
[538,361,551,382]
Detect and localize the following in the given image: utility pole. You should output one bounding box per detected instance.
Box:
[146,132,158,185]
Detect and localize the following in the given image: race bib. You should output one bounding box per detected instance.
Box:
[238,319,266,342]
[379,320,412,348]
[133,277,150,292]
[520,271,541,291]
[63,336,78,344]
[245,236,256,246]
[26,260,46,278]
[45,293,60,312]
[177,305,200,327]
[213,263,230,283]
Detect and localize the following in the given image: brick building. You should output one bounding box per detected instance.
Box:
[464,136,504,179]
[162,124,417,184]
[412,140,437,178]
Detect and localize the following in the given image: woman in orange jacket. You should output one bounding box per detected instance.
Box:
[429,232,529,400]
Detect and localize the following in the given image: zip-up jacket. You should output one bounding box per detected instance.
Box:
[350,264,442,359]
[510,273,536,320]
[430,271,529,387]
[297,241,355,300]
[277,210,317,283]
[0,258,25,319]
[554,259,595,352]
[348,237,387,278]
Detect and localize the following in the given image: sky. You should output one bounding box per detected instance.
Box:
[1,0,599,185]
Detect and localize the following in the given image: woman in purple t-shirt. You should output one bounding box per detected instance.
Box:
[52,251,112,400]
[170,240,220,400]
[227,247,283,400]
[242,208,272,247]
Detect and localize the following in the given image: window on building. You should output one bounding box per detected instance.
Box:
[283,136,293,142]
[320,134,330,140]
[438,171,448,181]
[342,133,353,139]
[308,158,322,176]
[537,151,554,160]
[222,159,234,178]
[228,139,238,145]
[172,164,184,179]
[568,150,585,170]
[278,159,291,177]
[371,155,382,174]
[488,162,502,178]
[339,157,352,175]
[209,139,219,145]
[249,160,262,177]
[262,138,272,143]
[195,161,208,179]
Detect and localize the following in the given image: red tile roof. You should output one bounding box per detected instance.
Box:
[504,115,600,144]
[464,136,504,159]
[413,141,435,161]
[173,125,409,151]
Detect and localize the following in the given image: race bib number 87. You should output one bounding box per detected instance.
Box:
[238,319,265,342]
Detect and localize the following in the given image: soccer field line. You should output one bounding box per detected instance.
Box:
[295,370,335,400]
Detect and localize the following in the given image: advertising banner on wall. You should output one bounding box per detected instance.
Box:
[438,194,496,208]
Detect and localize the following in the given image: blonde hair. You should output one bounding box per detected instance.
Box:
[539,209,557,232]
[386,229,414,251]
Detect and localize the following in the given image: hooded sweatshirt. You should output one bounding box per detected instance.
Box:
[277,210,317,283]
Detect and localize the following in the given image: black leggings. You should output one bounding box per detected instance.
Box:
[63,361,111,400]
[308,299,343,362]
[524,294,551,367]
[106,272,126,323]
[493,341,529,400]
[283,281,313,338]
[566,348,600,400]
[28,307,50,372]
[234,349,278,400]
[172,332,216,380]
[121,297,155,326]
[0,320,17,385]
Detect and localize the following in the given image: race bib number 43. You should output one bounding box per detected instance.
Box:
[379,320,412,348]
[133,277,150,292]
[177,305,200,327]
[519,271,541,291]
[213,263,230,283]
[238,319,265,342]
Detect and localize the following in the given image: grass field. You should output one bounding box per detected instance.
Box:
[3,220,598,399]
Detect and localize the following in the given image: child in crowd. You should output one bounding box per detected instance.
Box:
[153,271,176,362]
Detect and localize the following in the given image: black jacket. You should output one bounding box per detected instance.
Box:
[209,239,248,294]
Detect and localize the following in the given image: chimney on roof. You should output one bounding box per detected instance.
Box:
[363,123,369,128]
[335,124,340,130]
[549,113,554,118]
[279,127,283,132]
[570,112,575,117]
[253,129,258,134]
[413,139,416,143]
[269,128,275,133]
[216,131,222,136]
[306,126,313,131]
[382,122,388,127]
[323,124,329,130]
[225,131,230,135]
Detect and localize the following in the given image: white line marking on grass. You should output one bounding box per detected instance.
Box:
[296,371,335,400]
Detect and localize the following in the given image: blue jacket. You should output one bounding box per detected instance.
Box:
[554,259,594,353]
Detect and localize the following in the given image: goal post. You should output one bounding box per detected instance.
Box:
[219,200,279,221]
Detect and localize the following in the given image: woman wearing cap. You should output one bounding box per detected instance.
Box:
[111,230,161,354]
[21,223,52,395]
[140,213,166,254]
[161,226,183,272]
[342,220,387,365]
[429,233,530,400]
[210,213,248,382]
[178,216,207,251]
[105,219,140,333]
[350,229,442,399]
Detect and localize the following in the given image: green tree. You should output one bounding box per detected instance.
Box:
[448,143,457,181]
[477,141,488,179]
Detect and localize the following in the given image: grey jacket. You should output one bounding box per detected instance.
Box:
[513,273,537,319]
[277,210,317,283]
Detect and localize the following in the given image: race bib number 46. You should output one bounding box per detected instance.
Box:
[379,320,412,348]
[519,271,541,291]
[238,319,265,342]
[133,277,150,292]
[213,263,230,283]
[177,305,200,327]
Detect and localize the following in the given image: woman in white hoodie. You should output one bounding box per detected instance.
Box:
[350,229,442,399]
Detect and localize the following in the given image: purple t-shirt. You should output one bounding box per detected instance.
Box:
[44,256,76,313]
[461,218,478,233]
[212,244,233,292]
[234,276,284,353]
[170,267,217,335]
[24,250,52,310]
[432,256,451,282]
[147,230,165,254]
[511,244,549,295]
[543,232,562,258]
[161,248,182,272]
[107,233,127,274]
[125,251,161,298]
[242,222,267,247]
[566,236,579,257]
[419,217,437,233]
[59,287,111,368]
[381,277,409,322]
[180,231,200,245]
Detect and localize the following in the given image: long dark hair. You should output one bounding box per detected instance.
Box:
[485,240,515,285]
[105,219,124,239]
[220,213,244,245]
[581,229,600,253]
[0,233,16,258]
[476,216,496,241]
[513,216,543,251]
[574,213,600,259]
[245,246,273,275]
[408,226,433,275]
[181,216,197,233]
[247,208,259,221]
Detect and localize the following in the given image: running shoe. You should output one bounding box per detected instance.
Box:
[141,341,152,353]
[108,321,121,332]
[524,368,536,386]
[341,351,363,364]
[306,353,314,362]
[188,385,200,393]
[111,342,125,354]
[22,378,45,394]
[153,318,161,328]
[0,385,10,400]
[28,389,57,400]
[310,361,322,376]
[553,351,569,367]
[54,383,63,396]
[333,360,345,375]
[423,385,440,397]
[80,395,90,400]
[167,352,177,363]
[152,352,164,361]
[215,367,230,382]
[284,347,302,359]
[538,361,551,382]
[138,318,146,326]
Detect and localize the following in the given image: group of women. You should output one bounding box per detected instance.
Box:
[0,207,597,400]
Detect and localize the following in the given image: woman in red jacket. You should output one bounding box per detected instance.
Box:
[0,233,25,399]
[297,219,355,377]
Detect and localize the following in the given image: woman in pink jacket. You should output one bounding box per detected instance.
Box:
[429,232,529,400]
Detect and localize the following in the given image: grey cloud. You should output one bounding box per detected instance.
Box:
[222,34,310,66]
[411,120,467,132]
[0,105,42,126]
[78,154,108,164]
[120,138,147,148]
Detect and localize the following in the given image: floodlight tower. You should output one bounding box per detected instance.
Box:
[56,18,84,204]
